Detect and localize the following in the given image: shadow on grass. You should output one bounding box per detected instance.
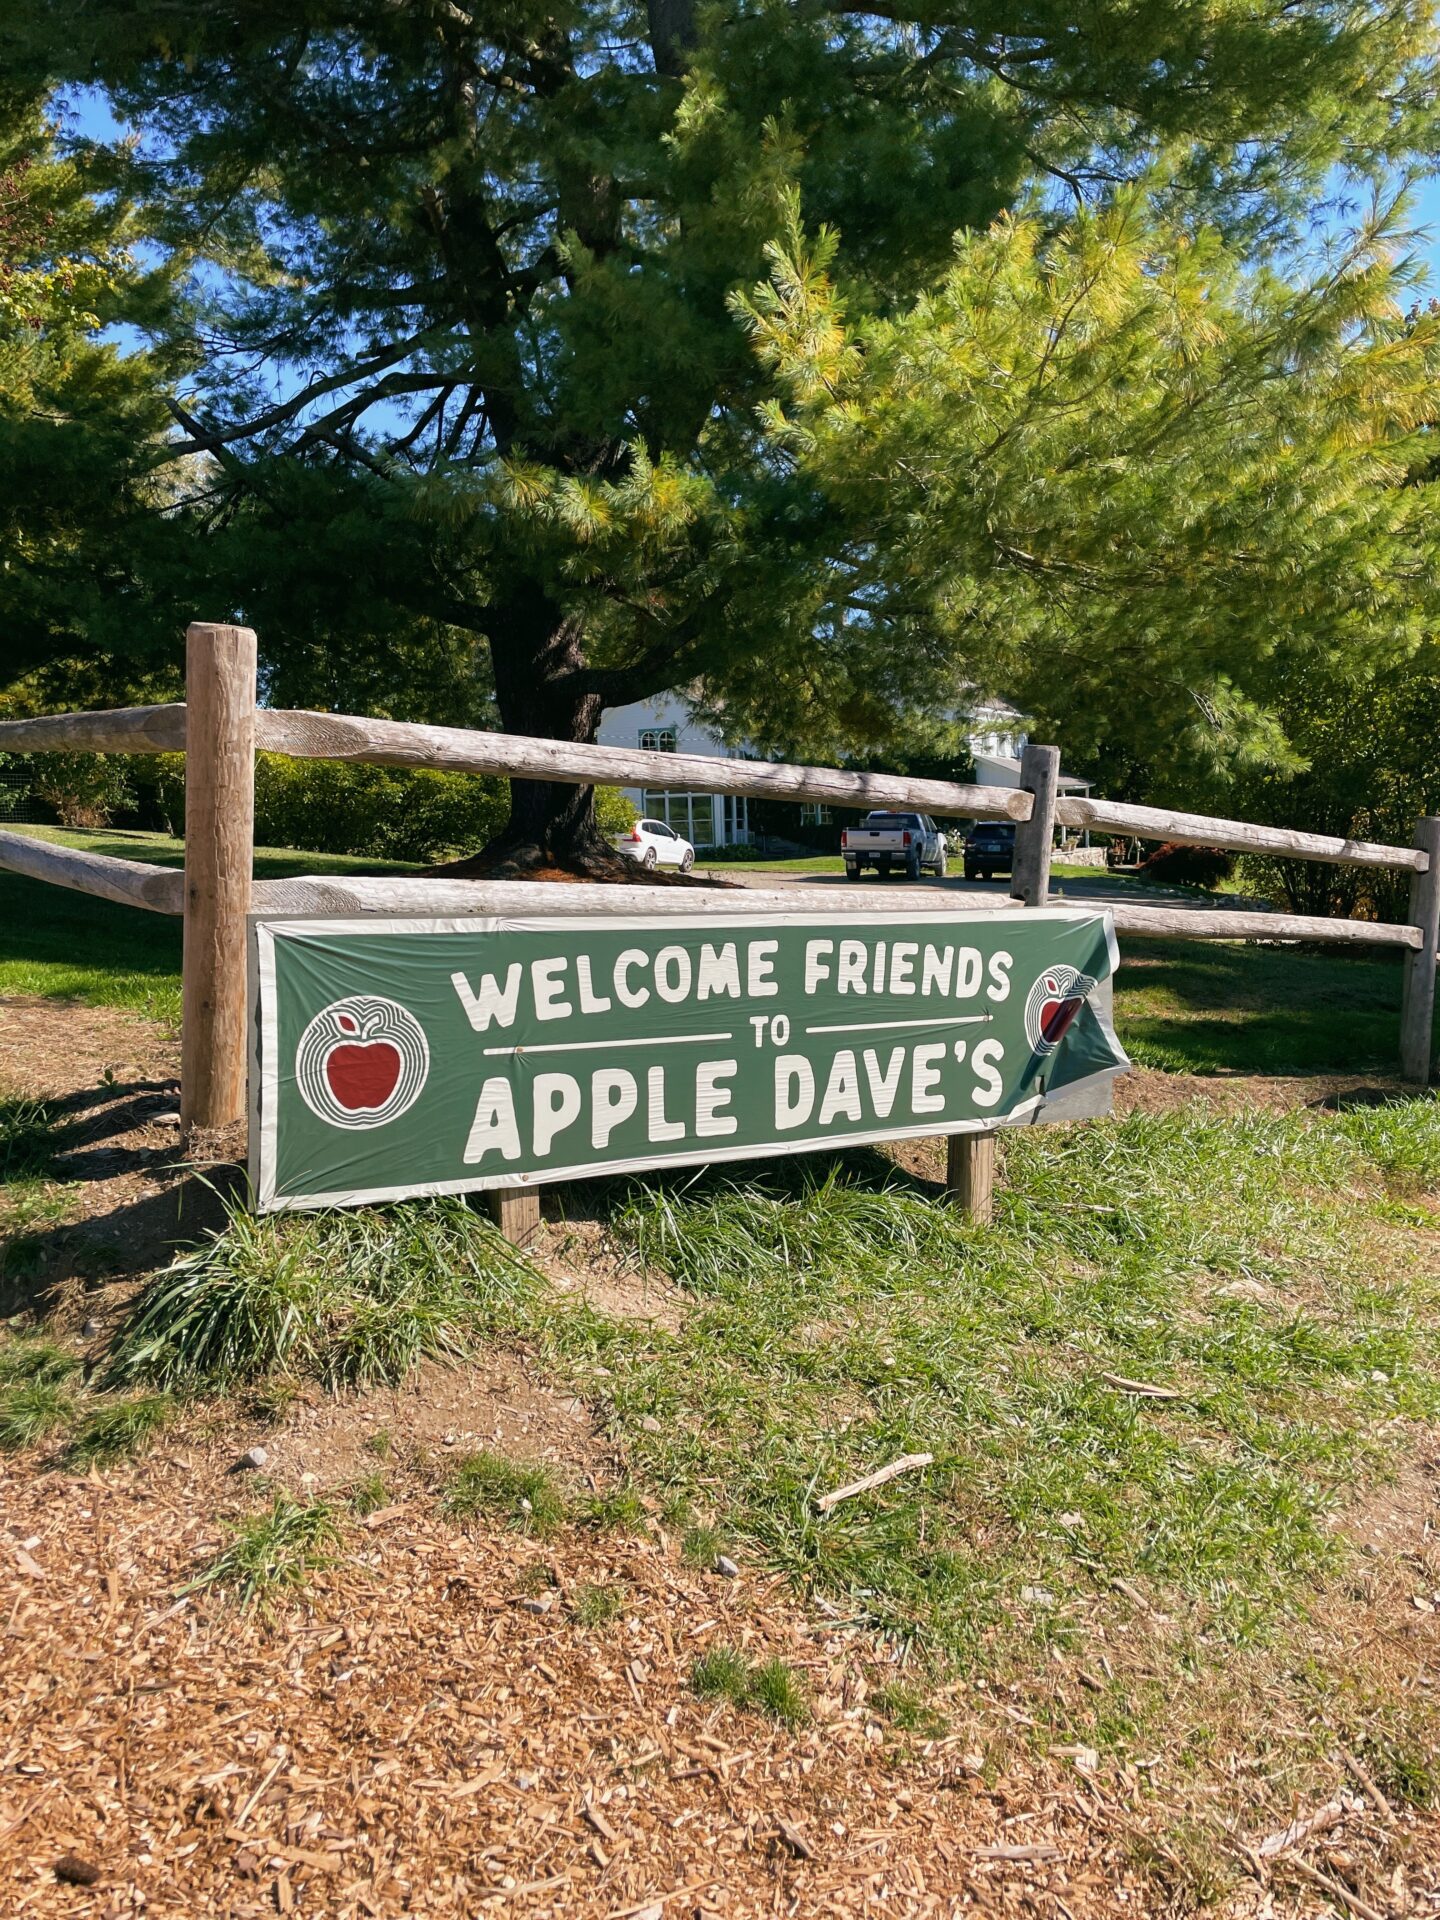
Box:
[1116,937,1424,1077]
[564,1142,947,1232]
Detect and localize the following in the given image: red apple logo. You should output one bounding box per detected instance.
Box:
[1036,977,1084,1048]
[294,997,430,1130]
[1023,966,1096,1058]
[323,1011,403,1112]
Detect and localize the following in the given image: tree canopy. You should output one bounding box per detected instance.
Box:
[0,93,184,712]
[3,0,1439,860]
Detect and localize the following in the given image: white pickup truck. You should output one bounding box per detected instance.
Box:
[841,811,948,882]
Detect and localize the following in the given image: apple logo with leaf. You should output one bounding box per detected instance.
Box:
[295,996,430,1130]
[1036,973,1084,1048]
[324,1008,404,1113]
[1023,966,1096,1058]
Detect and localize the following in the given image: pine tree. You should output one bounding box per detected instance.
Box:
[0,94,184,708]
[729,189,1440,772]
[4,0,1438,863]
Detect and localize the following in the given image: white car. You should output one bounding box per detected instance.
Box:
[618,816,696,872]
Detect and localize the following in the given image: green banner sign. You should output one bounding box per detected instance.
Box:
[250,907,1127,1211]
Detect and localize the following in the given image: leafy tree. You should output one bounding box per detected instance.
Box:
[728,191,1440,773]
[0,94,186,709]
[1218,645,1440,920]
[5,0,1438,867]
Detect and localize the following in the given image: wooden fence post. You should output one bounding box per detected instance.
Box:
[946,745,1062,1224]
[489,1187,542,1245]
[944,1129,996,1221]
[1400,816,1440,1086]
[1009,744,1062,910]
[181,622,257,1143]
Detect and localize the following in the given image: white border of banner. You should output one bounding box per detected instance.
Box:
[250,907,1126,1212]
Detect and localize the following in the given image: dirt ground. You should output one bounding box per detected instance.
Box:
[3,995,1439,1917]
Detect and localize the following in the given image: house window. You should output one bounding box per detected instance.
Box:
[639,727,676,754]
[799,803,833,826]
[641,790,733,847]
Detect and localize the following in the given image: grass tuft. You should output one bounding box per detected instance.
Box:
[185,1494,343,1615]
[1357,1731,1440,1810]
[582,1485,648,1533]
[747,1656,809,1727]
[0,1338,80,1388]
[680,1522,728,1569]
[107,1196,538,1391]
[691,1644,808,1726]
[572,1581,625,1627]
[347,1471,388,1516]
[0,1379,73,1451]
[63,1393,174,1467]
[691,1643,751,1706]
[870,1679,947,1738]
[443,1450,567,1536]
[0,1096,60,1182]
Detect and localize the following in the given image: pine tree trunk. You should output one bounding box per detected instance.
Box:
[434,600,631,878]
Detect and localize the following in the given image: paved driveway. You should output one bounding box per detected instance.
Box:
[702,867,1259,916]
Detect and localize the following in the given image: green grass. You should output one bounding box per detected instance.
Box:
[574,1102,1440,1670]
[572,1580,625,1627]
[0,1095,61,1182]
[680,1520,730,1569]
[442,1449,567,1536]
[0,1336,81,1388]
[691,1642,752,1703]
[703,854,849,874]
[691,1643,809,1726]
[63,1392,174,1466]
[0,826,421,1025]
[582,1483,649,1532]
[114,1096,1440,1687]
[0,1095,79,1291]
[347,1469,389,1516]
[869,1680,948,1737]
[0,1379,75,1450]
[184,1492,344,1614]
[106,1196,538,1391]
[1114,937,1417,1075]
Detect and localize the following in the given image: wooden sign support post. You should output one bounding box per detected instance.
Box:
[489,1187,542,1245]
[946,745,1062,1225]
[1400,816,1440,1086]
[180,622,257,1143]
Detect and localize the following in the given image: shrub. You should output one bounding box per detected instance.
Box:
[136,752,636,863]
[1138,842,1235,889]
[15,751,134,828]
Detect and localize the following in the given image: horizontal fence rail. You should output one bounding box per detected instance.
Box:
[0,701,1430,875]
[0,703,187,756]
[0,837,1421,951]
[1105,901,1420,949]
[0,828,184,914]
[252,709,1034,823]
[1054,794,1425,873]
[246,875,1024,918]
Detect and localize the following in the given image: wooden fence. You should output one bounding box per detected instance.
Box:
[1,624,1437,1235]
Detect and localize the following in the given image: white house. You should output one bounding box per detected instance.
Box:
[595,691,1090,849]
[596,691,755,848]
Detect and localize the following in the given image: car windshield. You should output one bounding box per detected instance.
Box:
[968,823,1015,840]
[864,813,921,830]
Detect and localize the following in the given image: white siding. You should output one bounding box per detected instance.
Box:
[597,696,751,846]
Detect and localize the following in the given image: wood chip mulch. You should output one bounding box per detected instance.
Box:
[2,1448,1185,1920]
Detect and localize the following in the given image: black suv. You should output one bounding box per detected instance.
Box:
[962,821,1015,881]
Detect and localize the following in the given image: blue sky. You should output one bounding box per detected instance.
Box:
[62,83,1440,349]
